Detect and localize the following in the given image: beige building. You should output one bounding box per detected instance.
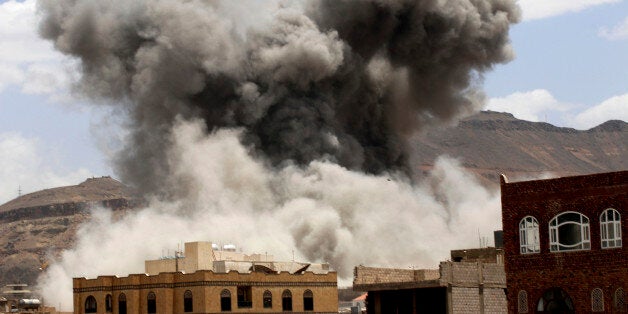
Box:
[353,247,507,314]
[145,242,330,276]
[73,242,338,313]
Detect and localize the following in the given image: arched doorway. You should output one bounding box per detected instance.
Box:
[536,288,574,313]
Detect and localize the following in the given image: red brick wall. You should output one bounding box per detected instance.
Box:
[500,171,628,313]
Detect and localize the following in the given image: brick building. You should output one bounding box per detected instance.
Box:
[352,247,506,313]
[500,170,628,313]
[72,242,337,313]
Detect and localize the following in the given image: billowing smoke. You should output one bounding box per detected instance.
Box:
[35,0,519,310]
[38,0,519,197]
[38,122,502,310]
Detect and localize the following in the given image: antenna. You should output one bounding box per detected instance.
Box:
[18,185,22,197]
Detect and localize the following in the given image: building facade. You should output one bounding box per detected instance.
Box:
[353,247,507,314]
[73,242,337,314]
[73,271,338,314]
[501,171,628,313]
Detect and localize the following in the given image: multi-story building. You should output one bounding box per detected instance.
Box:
[352,246,507,313]
[501,170,627,313]
[73,242,338,313]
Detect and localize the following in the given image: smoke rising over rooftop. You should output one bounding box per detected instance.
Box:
[35,0,519,310]
[38,0,519,197]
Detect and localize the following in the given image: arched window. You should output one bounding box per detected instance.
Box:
[520,216,540,253]
[601,208,622,248]
[282,290,292,311]
[85,295,97,313]
[615,288,626,312]
[263,290,272,308]
[518,290,528,313]
[118,293,127,314]
[184,290,193,312]
[303,290,314,311]
[592,288,604,312]
[221,289,231,312]
[536,288,574,312]
[549,212,590,252]
[105,294,113,312]
[147,292,156,314]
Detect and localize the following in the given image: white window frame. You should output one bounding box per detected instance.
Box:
[601,208,622,249]
[549,211,590,252]
[519,216,540,254]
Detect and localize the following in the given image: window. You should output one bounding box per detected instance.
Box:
[184,290,193,312]
[601,208,622,248]
[118,294,127,314]
[105,294,112,312]
[303,290,314,311]
[263,290,272,308]
[85,295,97,313]
[518,290,528,313]
[221,289,232,311]
[520,216,540,253]
[615,288,626,312]
[592,288,604,312]
[536,288,574,312]
[147,292,156,314]
[282,290,292,311]
[237,286,252,308]
[549,212,590,252]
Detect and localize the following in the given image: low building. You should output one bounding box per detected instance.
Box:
[353,247,506,313]
[73,241,338,313]
[501,170,628,313]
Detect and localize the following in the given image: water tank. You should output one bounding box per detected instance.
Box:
[223,244,236,252]
[211,243,220,250]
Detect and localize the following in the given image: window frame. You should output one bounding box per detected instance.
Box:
[518,290,528,313]
[221,289,232,312]
[592,288,604,312]
[303,290,314,311]
[147,291,156,314]
[549,211,591,252]
[519,216,540,254]
[282,289,293,311]
[105,294,113,313]
[118,293,127,314]
[263,290,272,309]
[615,288,626,312]
[85,295,97,313]
[600,208,622,249]
[184,290,193,313]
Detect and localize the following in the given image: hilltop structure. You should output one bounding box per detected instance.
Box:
[501,170,627,313]
[72,241,338,313]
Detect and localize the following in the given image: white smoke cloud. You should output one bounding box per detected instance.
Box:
[0,132,92,204]
[518,0,622,21]
[486,89,628,129]
[599,16,628,40]
[0,0,76,100]
[38,120,502,311]
[572,93,628,129]
[485,89,573,122]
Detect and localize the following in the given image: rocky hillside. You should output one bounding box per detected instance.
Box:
[410,111,626,186]
[0,112,625,287]
[0,177,138,286]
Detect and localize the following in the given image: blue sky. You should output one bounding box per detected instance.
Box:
[0,0,627,202]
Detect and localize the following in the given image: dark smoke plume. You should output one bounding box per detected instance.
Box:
[38,0,520,198]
